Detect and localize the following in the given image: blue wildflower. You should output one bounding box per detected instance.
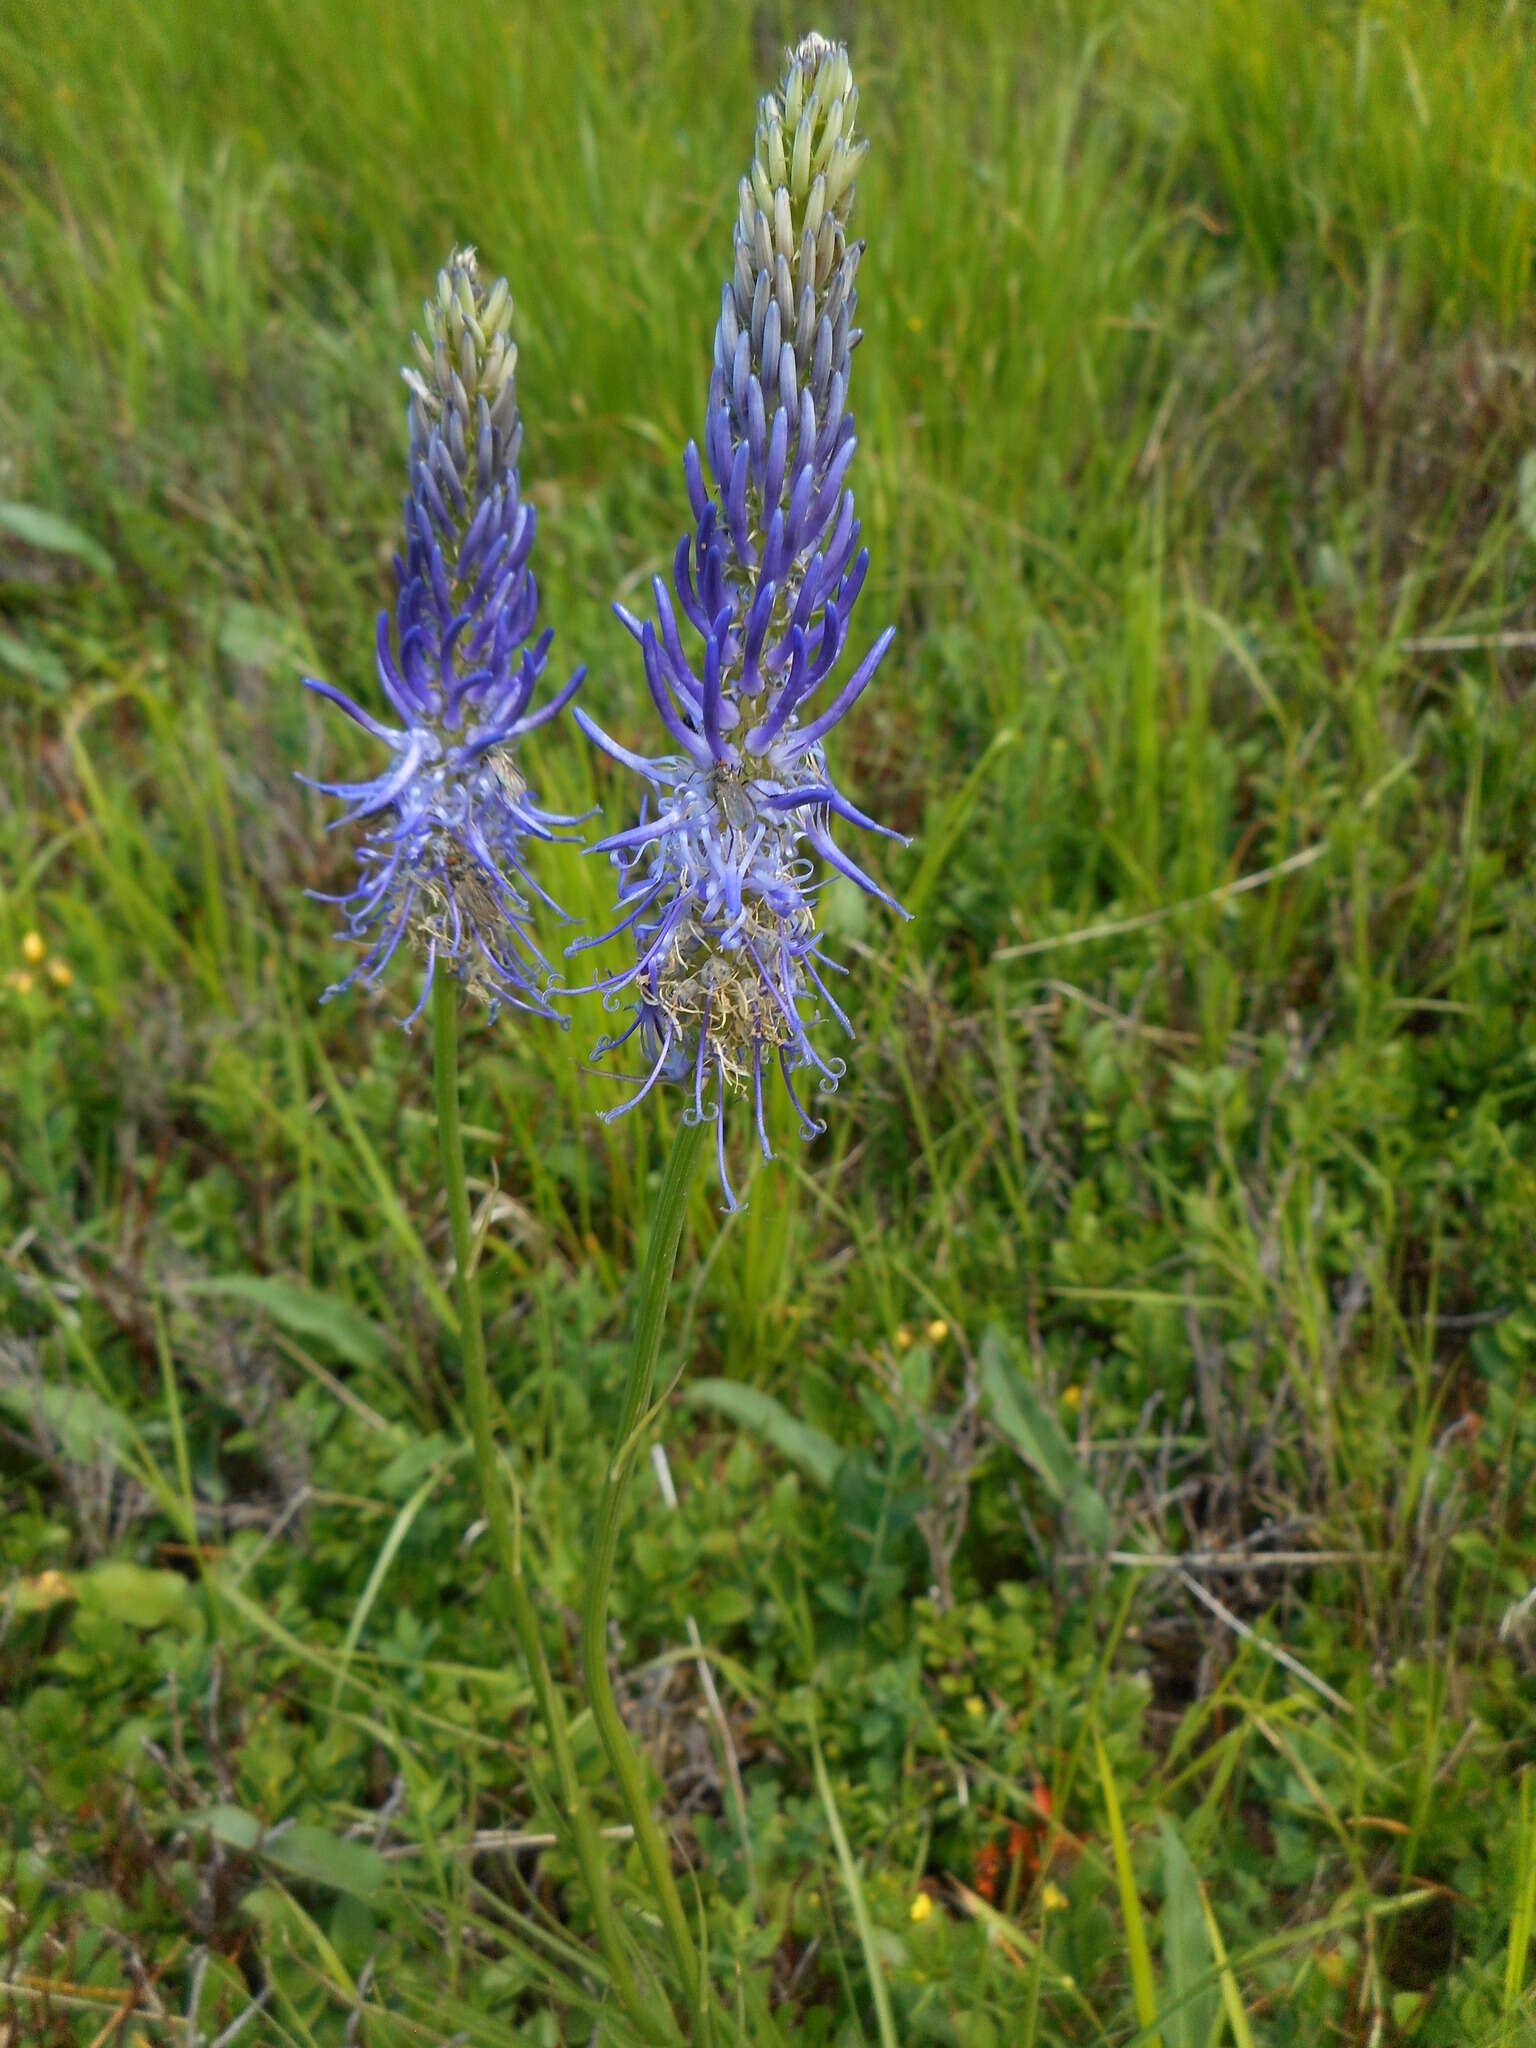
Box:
[303,248,583,1026]
[574,33,908,1206]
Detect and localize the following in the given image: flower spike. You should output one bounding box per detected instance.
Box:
[575,34,908,1207]
[303,248,582,1023]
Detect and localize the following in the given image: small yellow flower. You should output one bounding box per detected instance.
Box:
[1041,1880,1068,1912]
[965,1694,986,1718]
[7,970,34,996]
[925,1317,949,1344]
[910,1890,933,1923]
[20,1568,75,1610]
[21,932,45,965]
[894,1325,913,1353]
[46,958,72,988]
[1060,1385,1083,1412]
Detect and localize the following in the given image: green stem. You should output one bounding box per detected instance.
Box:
[431,975,658,2037]
[582,1116,709,2016]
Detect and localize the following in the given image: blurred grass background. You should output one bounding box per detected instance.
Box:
[2,0,1535,2040]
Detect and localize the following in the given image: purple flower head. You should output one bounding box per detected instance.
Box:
[302,248,584,1027]
[574,33,908,1207]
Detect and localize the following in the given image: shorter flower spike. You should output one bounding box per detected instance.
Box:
[575,34,908,1209]
[302,249,583,1025]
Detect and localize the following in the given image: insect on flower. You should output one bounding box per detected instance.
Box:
[574,32,909,1207]
[302,248,584,1026]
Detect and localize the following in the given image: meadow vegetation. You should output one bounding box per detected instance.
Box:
[1,1,1534,2040]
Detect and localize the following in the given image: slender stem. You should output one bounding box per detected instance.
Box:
[431,976,659,2036]
[582,1116,709,2014]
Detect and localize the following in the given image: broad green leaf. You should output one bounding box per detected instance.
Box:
[816,1579,861,1618]
[1063,1477,1113,1554]
[1160,1817,1220,2048]
[703,1585,755,1630]
[0,501,115,577]
[218,600,303,673]
[199,1804,264,1852]
[263,1825,387,1900]
[180,1275,389,1371]
[683,1377,842,1489]
[185,1807,386,1898]
[820,875,871,943]
[379,1431,455,1499]
[1518,449,1536,549]
[0,1379,136,1463]
[76,1560,192,1630]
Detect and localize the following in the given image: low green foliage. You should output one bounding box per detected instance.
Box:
[1,0,1533,2040]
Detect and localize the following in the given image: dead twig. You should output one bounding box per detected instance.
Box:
[996,844,1329,961]
[1174,1565,1350,1714]
[1400,629,1536,653]
[381,1824,633,1863]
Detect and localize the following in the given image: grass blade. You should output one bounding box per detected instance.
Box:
[327,1465,444,1710]
[1198,1880,1256,2048]
[1159,1818,1219,2048]
[1506,1768,1536,2015]
[1096,1725,1160,2048]
[810,1707,898,2048]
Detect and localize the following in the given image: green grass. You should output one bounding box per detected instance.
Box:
[2,0,1534,2040]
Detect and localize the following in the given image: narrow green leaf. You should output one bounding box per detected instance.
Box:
[0,626,69,691]
[1506,1768,1536,2014]
[329,1467,443,1710]
[307,1028,458,1333]
[866,725,1020,1044]
[980,1326,1076,1495]
[980,1326,1110,1549]
[810,1708,898,2048]
[683,1377,842,1489]
[180,1274,389,1371]
[0,500,115,577]
[1198,1882,1256,2048]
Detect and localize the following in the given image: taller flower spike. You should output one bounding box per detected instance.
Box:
[574,34,908,1208]
[302,248,584,1027]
